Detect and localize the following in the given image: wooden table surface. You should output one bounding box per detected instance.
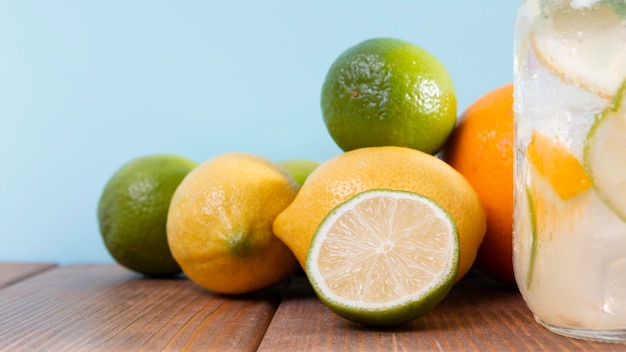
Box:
[0,263,624,351]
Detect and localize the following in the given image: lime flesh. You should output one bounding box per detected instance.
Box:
[306,189,459,326]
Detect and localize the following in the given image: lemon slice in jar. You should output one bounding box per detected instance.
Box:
[532,4,626,98]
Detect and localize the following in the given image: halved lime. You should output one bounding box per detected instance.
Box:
[305,189,459,327]
[584,80,626,221]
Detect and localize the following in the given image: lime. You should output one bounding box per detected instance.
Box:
[320,37,457,155]
[166,153,299,294]
[277,159,321,187]
[584,80,626,220]
[98,154,197,276]
[306,189,459,327]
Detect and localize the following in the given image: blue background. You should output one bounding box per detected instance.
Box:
[0,1,517,264]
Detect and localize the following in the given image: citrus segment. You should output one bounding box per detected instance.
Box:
[521,162,590,290]
[584,80,626,221]
[532,4,626,98]
[306,189,459,326]
[527,130,591,200]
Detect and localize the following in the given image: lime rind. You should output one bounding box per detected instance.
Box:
[525,186,538,290]
[584,79,626,222]
[306,189,459,327]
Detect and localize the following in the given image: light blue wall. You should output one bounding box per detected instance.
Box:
[0,1,517,264]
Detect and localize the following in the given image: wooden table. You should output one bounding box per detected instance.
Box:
[0,263,623,351]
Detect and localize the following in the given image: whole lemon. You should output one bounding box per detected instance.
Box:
[273,146,486,282]
[167,152,300,295]
[321,37,457,155]
[97,154,197,277]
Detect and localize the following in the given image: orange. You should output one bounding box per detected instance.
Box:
[527,131,591,200]
[443,83,516,286]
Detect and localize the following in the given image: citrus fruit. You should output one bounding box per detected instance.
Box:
[307,189,459,326]
[273,146,485,282]
[277,159,321,187]
[584,79,626,220]
[532,4,626,98]
[166,152,299,295]
[97,154,197,277]
[443,84,516,286]
[528,130,591,200]
[521,160,590,290]
[321,37,457,155]
[514,128,592,290]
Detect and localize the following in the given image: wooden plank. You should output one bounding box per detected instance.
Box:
[0,262,56,289]
[258,271,625,351]
[0,264,283,352]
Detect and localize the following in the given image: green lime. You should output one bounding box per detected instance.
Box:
[584,80,626,221]
[277,159,321,187]
[98,154,197,276]
[306,189,459,327]
[321,37,457,155]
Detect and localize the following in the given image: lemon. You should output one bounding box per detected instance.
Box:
[166,152,299,295]
[517,131,591,289]
[97,154,197,276]
[532,4,626,98]
[307,189,459,327]
[321,37,457,155]
[277,159,321,187]
[584,80,626,221]
[518,166,589,289]
[273,146,485,282]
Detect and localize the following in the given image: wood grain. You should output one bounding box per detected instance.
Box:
[0,264,283,352]
[0,262,56,288]
[258,271,626,352]
[2,264,625,351]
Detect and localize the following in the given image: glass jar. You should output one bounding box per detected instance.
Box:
[513,0,626,342]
